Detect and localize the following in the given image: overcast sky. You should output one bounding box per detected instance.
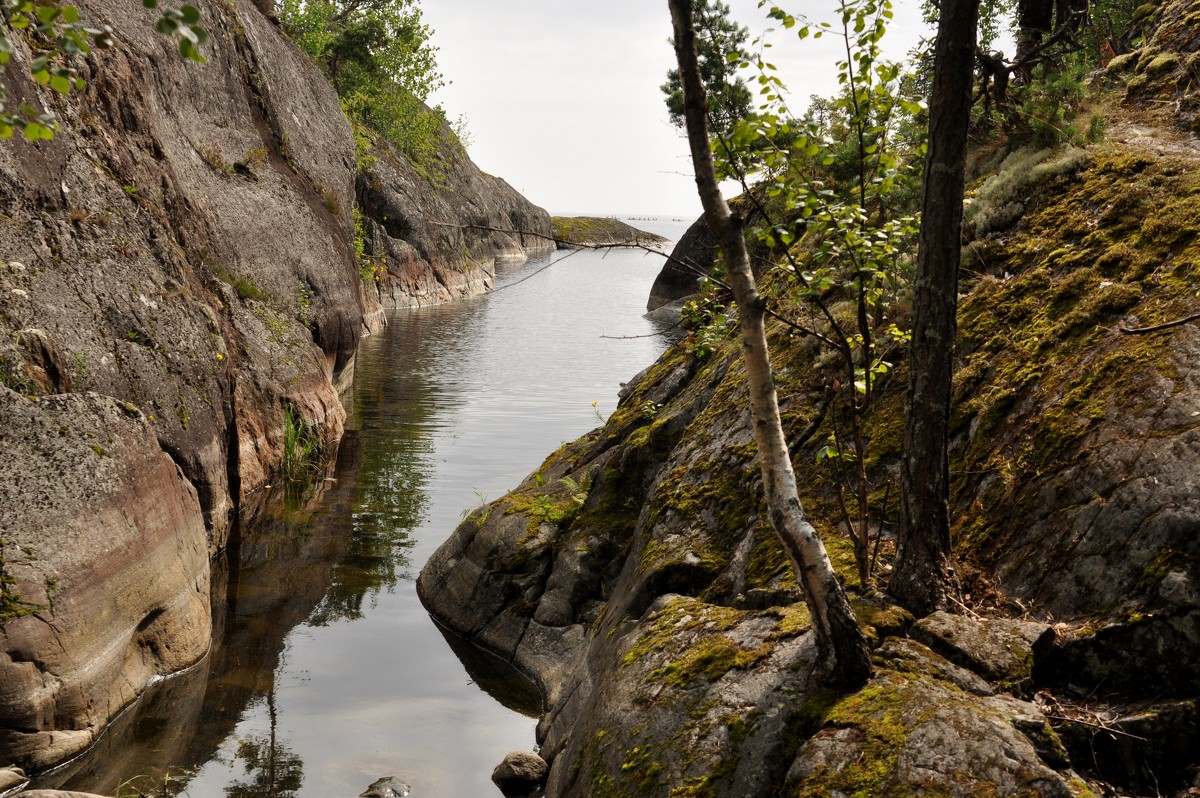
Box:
[420,1,934,218]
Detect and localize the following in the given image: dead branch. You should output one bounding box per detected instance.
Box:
[1119,312,1200,335]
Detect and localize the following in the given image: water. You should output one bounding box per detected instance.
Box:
[37,218,688,798]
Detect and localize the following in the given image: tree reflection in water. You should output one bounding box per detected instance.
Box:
[226,688,303,798]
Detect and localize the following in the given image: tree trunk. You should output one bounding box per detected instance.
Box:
[667,0,872,689]
[892,0,980,616]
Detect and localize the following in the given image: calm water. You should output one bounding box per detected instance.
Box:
[36,218,688,798]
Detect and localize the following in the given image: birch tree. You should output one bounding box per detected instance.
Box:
[667,0,872,688]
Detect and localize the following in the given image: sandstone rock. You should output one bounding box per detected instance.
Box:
[0,389,209,772]
[0,0,363,550]
[491,751,548,796]
[0,767,27,792]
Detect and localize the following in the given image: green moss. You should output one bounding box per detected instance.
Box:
[621,597,743,667]
[667,713,756,798]
[790,677,920,798]
[951,142,1198,576]
[649,635,772,689]
[551,216,665,246]
[1143,52,1180,76]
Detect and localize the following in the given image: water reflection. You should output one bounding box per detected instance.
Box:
[225,691,303,798]
[38,219,685,797]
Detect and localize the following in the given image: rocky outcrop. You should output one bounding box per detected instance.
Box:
[647,214,715,310]
[0,389,210,771]
[358,133,554,312]
[0,0,550,775]
[550,216,667,249]
[420,129,1200,793]
[1108,0,1200,131]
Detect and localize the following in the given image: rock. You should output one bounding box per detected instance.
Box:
[1050,696,1200,792]
[1034,609,1200,697]
[0,389,210,772]
[0,0,363,553]
[491,751,548,796]
[359,133,554,310]
[550,217,667,248]
[644,295,694,327]
[786,640,1081,797]
[647,214,714,310]
[0,767,27,792]
[910,611,1053,690]
[359,775,412,797]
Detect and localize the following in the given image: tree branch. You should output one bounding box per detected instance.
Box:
[1119,313,1200,335]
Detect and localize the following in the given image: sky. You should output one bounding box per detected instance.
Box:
[419,1,935,218]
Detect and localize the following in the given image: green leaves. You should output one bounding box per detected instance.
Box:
[0,0,207,140]
[156,5,208,61]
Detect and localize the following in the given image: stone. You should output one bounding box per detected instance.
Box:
[910,611,1054,689]
[0,390,210,772]
[647,214,715,310]
[786,641,1080,797]
[0,767,27,792]
[491,751,548,796]
[359,775,411,797]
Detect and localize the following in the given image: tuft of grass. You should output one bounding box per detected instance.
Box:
[281,404,323,484]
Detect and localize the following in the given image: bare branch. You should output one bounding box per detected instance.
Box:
[1119,313,1200,335]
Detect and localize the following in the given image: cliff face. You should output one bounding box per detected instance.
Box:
[359,132,554,312]
[0,0,549,774]
[418,8,1200,793]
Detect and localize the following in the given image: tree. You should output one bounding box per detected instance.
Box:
[667,0,872,689]
[719,0,924,591]
[277,0,448,164]
[0,0,207,140]
[662,0,753,141]
[891,0,980,616]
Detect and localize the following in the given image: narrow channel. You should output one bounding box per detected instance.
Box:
[36,218,687,798]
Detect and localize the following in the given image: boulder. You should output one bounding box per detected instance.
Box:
[491,751,548,796]
[910,610,1054,691]
[0,768,27,792]
[647,214,713,310]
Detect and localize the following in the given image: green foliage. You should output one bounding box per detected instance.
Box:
[662,0,753,140]
[715,0,925,588]
[680,294,735,361]
[278,0,449,166]
[281,403,323,484]
[1015,54,1092,147]
[1,539,47,632]
[0,0,206,140]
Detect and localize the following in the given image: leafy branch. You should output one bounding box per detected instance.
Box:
[0,0,207,140]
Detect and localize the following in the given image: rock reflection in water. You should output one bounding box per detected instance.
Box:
[41,430,399,796]
[34,226,684,798]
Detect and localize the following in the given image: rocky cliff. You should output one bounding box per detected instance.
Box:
[0,0,550,774]
[418,4,1200,794]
